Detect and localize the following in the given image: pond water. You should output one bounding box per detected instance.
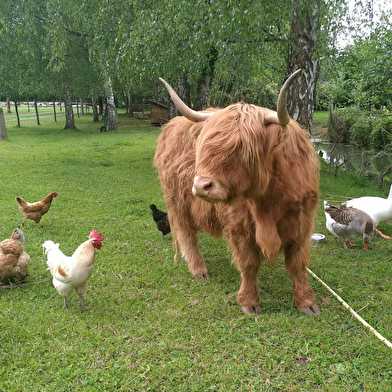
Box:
[312,138,392,180]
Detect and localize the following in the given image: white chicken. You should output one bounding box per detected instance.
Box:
[42,229,104,308]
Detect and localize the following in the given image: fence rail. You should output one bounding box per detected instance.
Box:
[0,103,88,127]
[4,112,65,124]
[0,101,152,127]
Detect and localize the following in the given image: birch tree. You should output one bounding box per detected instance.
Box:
[0,109,7,141]
[286,0,322,132]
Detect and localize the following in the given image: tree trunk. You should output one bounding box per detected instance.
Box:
[53,101,57,123]
[106,77,117,131]
[194,74,211,111]
[168,76,191,119]
[92,97,99,122]
[378,165,392,190]
[15,101,20,127]
[63,85,76,129]
[98,96,104,118]
[76,99,80,118]
[194,46,217,110]
[34,99,40,125]
[0,108,7,140]
[287,0,321,133]
[127,87,134,117]
[101,100,107,121]
[6,96,11,113]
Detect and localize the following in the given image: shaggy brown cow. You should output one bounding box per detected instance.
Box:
[154,70,320,315]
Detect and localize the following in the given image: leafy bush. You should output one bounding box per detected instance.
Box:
[327,109,351,144]
[209,77,278,108]
[371,114,392,150]
[328,107,392,150]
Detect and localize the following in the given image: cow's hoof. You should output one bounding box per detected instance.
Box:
[241,305,262,315]
[298,304,320,315]
[194,272,211,280]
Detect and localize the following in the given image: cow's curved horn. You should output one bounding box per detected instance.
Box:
[159,77,212,122]
[264,69,302,126]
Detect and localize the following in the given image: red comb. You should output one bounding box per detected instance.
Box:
[89,229,103,241]
[53,191,58,197]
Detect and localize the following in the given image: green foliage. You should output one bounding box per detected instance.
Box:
[1,115,392,390]
[209,77,279,108]
[0,0,295,106]
[343,107,372,147]
[318,7,392,111]
[329,107,392,150]
[371,114,392,150]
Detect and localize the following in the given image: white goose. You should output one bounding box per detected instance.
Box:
[344,184,392,239]
[324,201,374,250]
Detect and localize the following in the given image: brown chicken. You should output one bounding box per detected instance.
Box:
[16,191,58,227]
[0,228,31,284]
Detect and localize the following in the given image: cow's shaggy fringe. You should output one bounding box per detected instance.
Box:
[307,268,392,349]
[154,102,320,314]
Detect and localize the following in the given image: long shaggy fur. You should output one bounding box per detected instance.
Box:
[154,102,319,312]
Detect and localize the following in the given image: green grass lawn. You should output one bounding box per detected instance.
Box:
[312,111,329,135]
[1,113,392,391]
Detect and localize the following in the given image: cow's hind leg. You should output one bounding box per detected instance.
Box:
[172,219,210,280]
[284,242,320,315]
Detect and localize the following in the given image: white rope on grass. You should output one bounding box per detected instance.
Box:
[307,267,392,350]
[0,279,51,289]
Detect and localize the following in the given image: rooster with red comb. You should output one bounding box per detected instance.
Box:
[42,229,104,308]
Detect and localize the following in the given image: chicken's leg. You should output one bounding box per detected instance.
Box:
[78,293,85,307]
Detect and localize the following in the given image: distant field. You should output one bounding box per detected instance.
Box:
[0,103,95,127]
[313,110,329,123]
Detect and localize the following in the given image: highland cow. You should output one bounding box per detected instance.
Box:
[154,70,320,315]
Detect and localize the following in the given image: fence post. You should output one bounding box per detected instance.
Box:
[0,107,8,140]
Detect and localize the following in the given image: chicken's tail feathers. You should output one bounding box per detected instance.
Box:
[42,240,64,274]
[15,196,27,206]
[42,240,57,254]
[42,241,61,264]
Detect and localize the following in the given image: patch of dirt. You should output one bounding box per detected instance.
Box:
[314,126,328,136]
[295,357,310,368]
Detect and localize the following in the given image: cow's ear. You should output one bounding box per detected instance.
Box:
[249,201,281,259]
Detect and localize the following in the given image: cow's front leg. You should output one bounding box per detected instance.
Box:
[284,241,320,315]
[229,238,262,315]
[171,217,210,280]
[236,259,262,315]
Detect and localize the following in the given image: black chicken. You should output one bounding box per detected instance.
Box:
[149,204,171,240]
